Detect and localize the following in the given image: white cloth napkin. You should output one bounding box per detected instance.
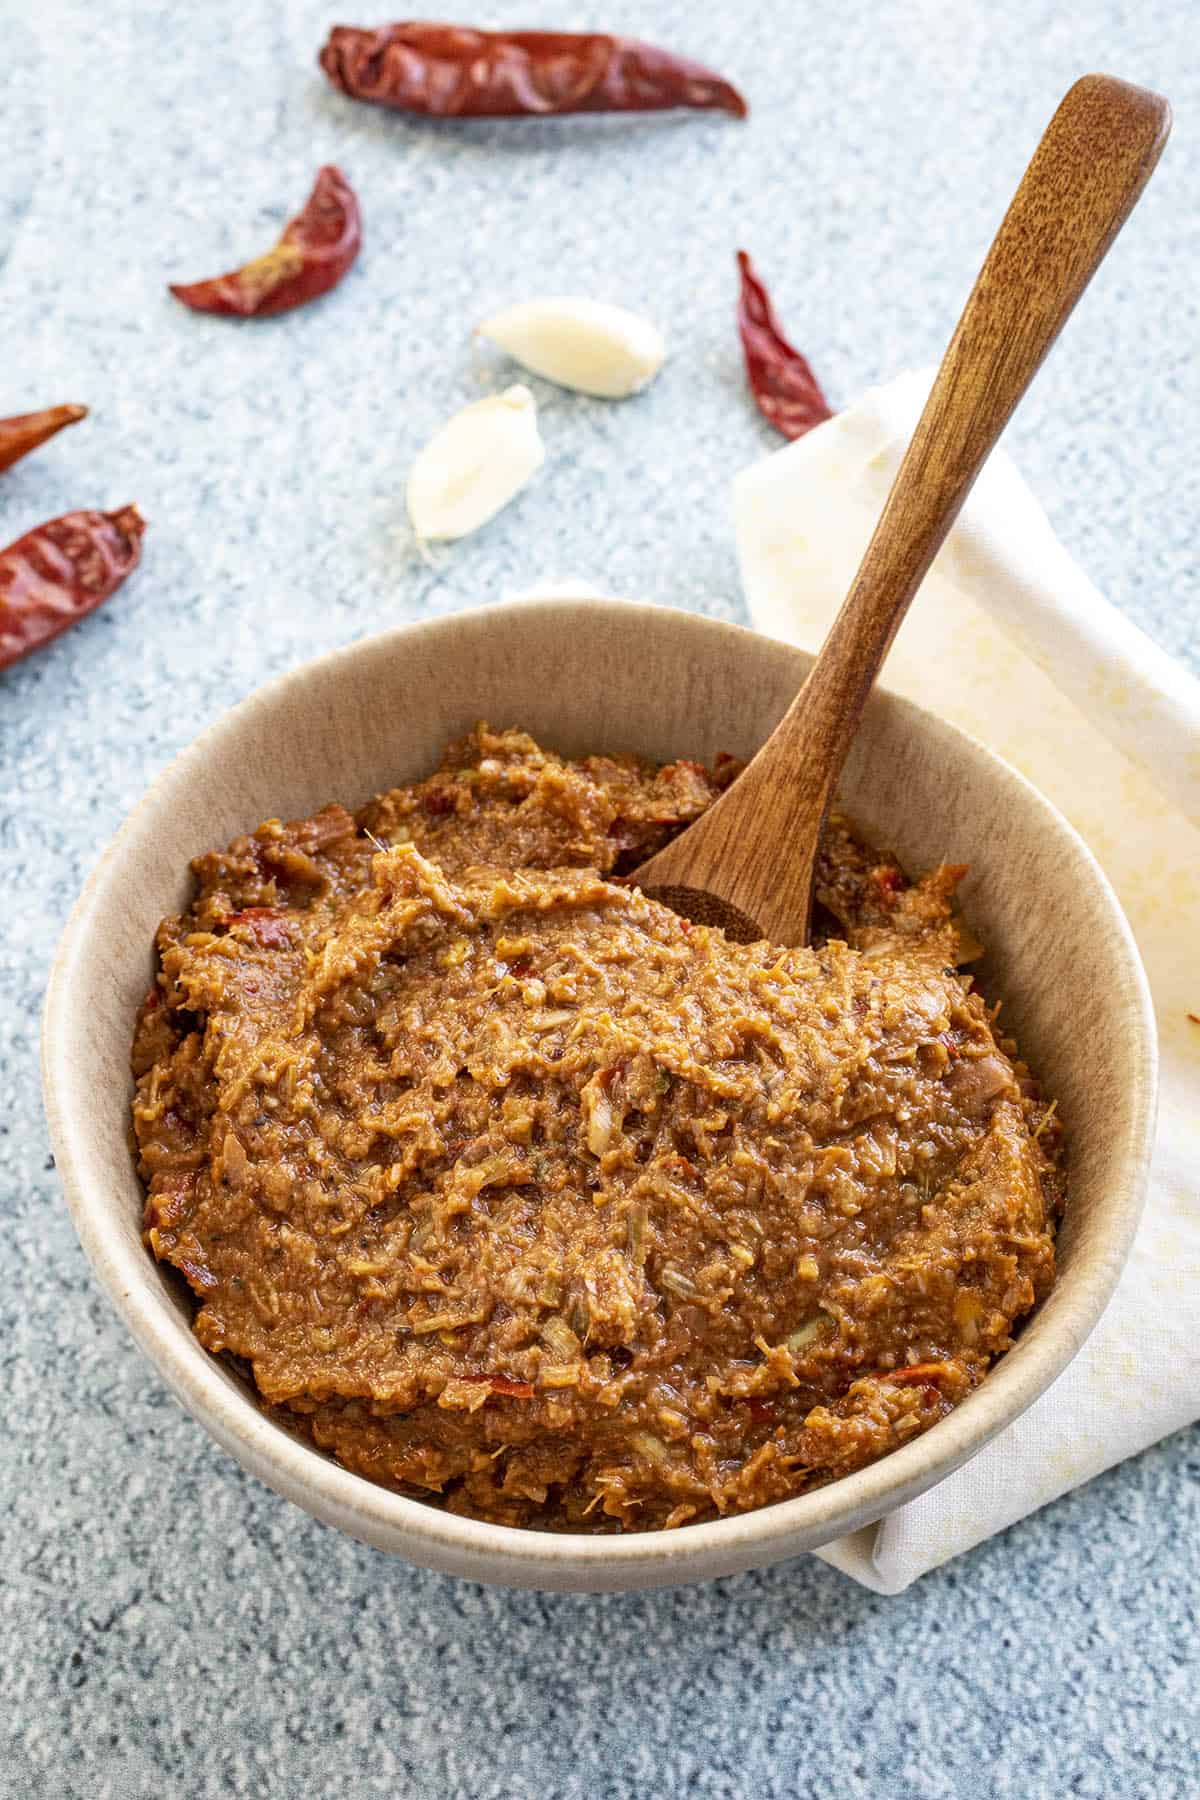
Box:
[735,370,1200,1592]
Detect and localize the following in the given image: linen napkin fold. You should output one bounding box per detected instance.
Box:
[735,370,1200,1593]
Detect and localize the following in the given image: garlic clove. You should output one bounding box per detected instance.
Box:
[406,385,545,542]
[478,298,666,399]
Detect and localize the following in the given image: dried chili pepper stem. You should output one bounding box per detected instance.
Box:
[736,249,834,441]
[320,23,747,120]
[0,506,146,672]
[0,405,88,475]
[170,166,361,319]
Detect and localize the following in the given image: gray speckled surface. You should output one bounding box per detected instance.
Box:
[3,2,1198,1794]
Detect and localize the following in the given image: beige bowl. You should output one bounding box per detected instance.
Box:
[42,599,1156,1591]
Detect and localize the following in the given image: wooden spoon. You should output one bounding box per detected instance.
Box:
[633,73,1170,945]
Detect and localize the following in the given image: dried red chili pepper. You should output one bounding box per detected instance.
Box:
[169,166,361,318]
[736,249,834,440]
[0,405,88,475]
[0,505,146,672]
[319,23,747,120]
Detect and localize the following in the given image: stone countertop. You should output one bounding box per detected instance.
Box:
[2,2,1196,1794]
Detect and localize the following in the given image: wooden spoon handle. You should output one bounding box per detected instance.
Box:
[776,73,1171,813]
[641,74,1170,943]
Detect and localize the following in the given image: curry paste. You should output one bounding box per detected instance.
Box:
[133,727,1061,1531]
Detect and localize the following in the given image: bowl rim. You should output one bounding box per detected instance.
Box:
[42,596,1159,1580]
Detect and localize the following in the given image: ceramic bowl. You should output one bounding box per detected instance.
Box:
[42,599,1157,1591]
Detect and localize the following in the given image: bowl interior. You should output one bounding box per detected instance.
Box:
[43,599,1156,1591]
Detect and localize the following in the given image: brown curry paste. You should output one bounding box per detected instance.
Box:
[132,726,1062,1531]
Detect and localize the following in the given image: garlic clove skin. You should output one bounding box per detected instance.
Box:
[478,298,666,399]
[406,385,545,542]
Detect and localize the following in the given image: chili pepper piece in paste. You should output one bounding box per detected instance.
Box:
[880,1363,956,1386]
[319,23,747,119]
[736,249,834,441]
[485,1376,535,1399]
[169,166,361,318]
[0,405,88,475]
[0,505,146,672]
